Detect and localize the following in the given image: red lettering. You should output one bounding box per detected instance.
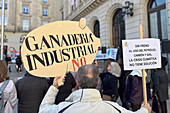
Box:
[72,57,86,71]
[72,58,79,71]
[80,57,86,65]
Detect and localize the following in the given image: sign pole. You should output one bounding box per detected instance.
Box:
[0,0,5,60]
[139,25,147,105]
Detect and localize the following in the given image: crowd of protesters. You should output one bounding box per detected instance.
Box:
[0,50,169,113]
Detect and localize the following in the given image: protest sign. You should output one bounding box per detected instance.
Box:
[122,39,161,70]
[21,18,101,85]
[107,48,118,59]
[95,48,118,60]
[95,50,107,60]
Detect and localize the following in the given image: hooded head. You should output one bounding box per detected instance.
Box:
[110,62,121,77]
[130,70,147,77]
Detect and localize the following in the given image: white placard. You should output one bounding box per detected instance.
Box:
[95,50,107,60]
[122,39,161,70]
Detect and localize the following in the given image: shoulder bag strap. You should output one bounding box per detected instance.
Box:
[58,102,79,113]
[0,80,10,94]
[104,101,121,113]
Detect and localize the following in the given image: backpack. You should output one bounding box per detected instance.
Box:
[0,80,10,113]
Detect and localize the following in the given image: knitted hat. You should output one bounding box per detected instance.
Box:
[110,62,121,77]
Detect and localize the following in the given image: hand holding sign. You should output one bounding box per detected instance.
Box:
[21,18,101,85]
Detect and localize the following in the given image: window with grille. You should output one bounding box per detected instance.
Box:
[42,8,48,16]
[23,6,29,14]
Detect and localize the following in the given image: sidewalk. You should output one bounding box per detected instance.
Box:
[8,64,25,80]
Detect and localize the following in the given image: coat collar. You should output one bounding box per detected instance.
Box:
[130,70,147,77]
[65,89,102,102]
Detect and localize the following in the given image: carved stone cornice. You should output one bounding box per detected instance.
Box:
[67,0,108,21]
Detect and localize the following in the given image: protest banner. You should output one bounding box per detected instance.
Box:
[95,48,118,60]
[21,18,101,85]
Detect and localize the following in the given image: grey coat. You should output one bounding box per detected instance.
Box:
[153,69,169,102]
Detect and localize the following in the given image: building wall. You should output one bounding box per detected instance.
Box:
[167,0,170,40]
[0,0,61,56]
[4,32,25,54]
[63,0,170,75]
[64,0,170,44]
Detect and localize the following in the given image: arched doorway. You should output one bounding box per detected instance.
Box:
[148,0,168,40]
[112,9,125,48]
[93,20,100,38]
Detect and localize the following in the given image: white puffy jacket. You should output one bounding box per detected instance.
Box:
[39,86,148,113]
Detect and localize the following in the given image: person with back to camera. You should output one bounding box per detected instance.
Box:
[126,70,147,111]
[0,60,17,113]
[15,71,49,113]
[5,54,12,72]
[100,60,121,102]
[15,55,22,73]
[39,64,151,113]
[152,64,169,113]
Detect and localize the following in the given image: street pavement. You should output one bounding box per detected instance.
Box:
[8,63,170,112]
[8,64,26,80]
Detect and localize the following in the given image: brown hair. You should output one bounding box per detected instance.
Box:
[0,60,9,82]
[103,60,111,72]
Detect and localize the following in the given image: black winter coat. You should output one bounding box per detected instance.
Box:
[100,72,118,96]
[47,72,76,104]
[55,72,76,104]
[153,69,169,102]
[15,72,49,113]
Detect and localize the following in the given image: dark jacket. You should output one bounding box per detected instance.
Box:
[16,56,22,65]
[55,72,76,104]
[153,69,169,102]
[47,72,76,104]
[15,72,49,113]
[120,71,131,103]
[100,72,118,96]
[5,56,11,65]
[127,75,143,106]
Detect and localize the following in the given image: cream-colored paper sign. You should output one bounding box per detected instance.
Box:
[21,18,101,85]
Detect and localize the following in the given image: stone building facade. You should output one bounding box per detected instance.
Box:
[0,0,61,56]
[60,0,170,74]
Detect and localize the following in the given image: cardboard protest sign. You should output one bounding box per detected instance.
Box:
[122,39,161,70]
[95,48,118,60]
[21,18,101,85]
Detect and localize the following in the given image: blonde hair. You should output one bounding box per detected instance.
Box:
[0,60,9,82]
[103,60,111,72]
[110,62,121,77]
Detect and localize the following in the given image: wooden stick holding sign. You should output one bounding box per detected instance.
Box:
[139,25,147,105]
